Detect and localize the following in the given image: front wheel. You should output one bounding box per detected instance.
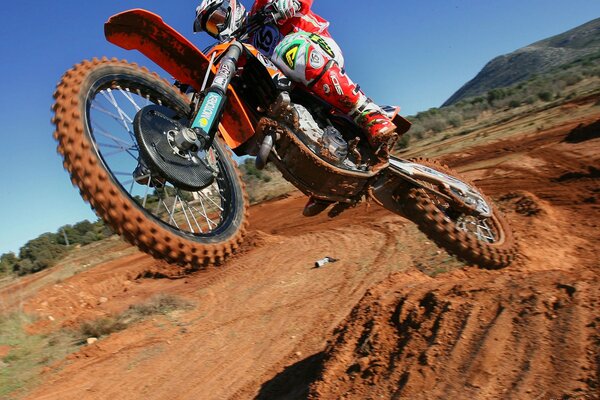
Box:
[52,58,248,267]
[398,158,518,268]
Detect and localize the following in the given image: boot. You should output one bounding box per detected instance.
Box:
[353,101,398,150]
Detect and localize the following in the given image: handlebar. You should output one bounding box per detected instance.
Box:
[232,4,276,41]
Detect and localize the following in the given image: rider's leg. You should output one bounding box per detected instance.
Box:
[271,32,397,153]
[271,32,397,216]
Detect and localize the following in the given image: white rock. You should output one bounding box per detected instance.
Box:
[87,337,98,345]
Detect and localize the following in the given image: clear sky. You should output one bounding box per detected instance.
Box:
[0,0,599,255]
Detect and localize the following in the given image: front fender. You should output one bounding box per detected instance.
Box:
[104,9,255,149]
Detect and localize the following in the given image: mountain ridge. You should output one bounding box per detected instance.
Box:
[443,17,600,106]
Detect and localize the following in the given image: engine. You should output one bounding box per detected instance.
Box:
[292,104,353,167]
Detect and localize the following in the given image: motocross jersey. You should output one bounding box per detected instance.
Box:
[250,0,331,57]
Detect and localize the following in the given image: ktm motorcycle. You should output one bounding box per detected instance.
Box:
[52,8,518,269]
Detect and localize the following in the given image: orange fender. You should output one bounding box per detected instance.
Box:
[104,9,255,149]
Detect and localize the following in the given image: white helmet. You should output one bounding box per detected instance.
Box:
[194,0,247,41]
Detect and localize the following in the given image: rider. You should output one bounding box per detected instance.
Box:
[194,0,399,158]
[195,0,399,216]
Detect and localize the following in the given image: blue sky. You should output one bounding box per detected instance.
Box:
[0,0,599,255]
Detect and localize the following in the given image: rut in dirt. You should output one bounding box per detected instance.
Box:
[309,269,599,400]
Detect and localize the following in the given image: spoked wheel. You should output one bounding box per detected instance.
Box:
[52,58,248,266]
[399,158,518,268]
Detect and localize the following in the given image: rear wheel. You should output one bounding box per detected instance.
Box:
[399,158,518,268]
[52,58,248,266]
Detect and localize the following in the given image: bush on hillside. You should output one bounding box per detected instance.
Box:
[0,252,18,275]
[397,57,599,147]
[1,219,112,277]
[17,233,67,274]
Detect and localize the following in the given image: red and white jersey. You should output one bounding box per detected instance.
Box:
[250,0,331,56]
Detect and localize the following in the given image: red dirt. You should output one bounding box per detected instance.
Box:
[2,100,599,399]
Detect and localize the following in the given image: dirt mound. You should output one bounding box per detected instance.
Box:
[309,269,599,399]
[2,98,598,399]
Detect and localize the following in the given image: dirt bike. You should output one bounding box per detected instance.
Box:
[52,8,518,269]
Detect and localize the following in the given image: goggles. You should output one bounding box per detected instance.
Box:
[204,6,230,37]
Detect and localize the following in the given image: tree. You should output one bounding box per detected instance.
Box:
[18,233,67,273]
[0,252,18,274]
[13,258,34,276]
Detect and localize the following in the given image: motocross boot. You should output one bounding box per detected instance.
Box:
[308,61,397,168]
[352,101,398,170]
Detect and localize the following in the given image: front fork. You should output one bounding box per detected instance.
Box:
[191,42,243,149]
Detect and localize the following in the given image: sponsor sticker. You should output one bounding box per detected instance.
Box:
[309,51,325,69]
[309,33,335,58]
[193,92,223,131]
[330,75,344,95]
[257,52,277,69]
[284,44,300,69]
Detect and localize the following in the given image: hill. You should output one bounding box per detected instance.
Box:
[443,17,600,106]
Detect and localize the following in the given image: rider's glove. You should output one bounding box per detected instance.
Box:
[272,0,300,22]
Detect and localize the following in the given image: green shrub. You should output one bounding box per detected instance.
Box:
[0,313,80,398]
[77,294,194,341]
[447,112,463,128]
[0,252,18,274]
[423,117,447,133]
[564,74,583,86]
[79,317,128,338]
[408,124,425,140]
[538,91,553,102]
[509,100,521,108]
[13,258,34,276]
[18,233,67,274]
[126,294,194,317]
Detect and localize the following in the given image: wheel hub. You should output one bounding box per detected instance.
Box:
[134,105,215,192]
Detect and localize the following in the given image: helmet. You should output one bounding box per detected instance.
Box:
[194,0,247,40]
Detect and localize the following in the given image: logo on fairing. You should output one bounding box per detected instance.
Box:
[257,52,277,69]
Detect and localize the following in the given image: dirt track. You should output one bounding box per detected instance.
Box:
[4,100,599,399]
